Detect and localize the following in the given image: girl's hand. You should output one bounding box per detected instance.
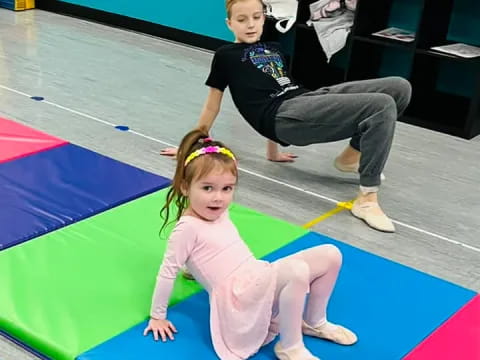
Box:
[160,148,178,158]
[143,318,177,342]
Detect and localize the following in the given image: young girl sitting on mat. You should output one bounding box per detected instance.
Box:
[144,128,357,360]
[161,0,412,233]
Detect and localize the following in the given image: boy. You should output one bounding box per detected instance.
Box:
[164,0,411,232]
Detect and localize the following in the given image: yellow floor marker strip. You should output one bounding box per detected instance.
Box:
[337,200,355,210]
[302,199,355,229]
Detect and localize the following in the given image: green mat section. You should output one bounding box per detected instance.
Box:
[0,188,307,360]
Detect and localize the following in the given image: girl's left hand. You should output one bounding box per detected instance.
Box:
[143,318,177,342]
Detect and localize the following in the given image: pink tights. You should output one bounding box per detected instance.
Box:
[270,244,342,349]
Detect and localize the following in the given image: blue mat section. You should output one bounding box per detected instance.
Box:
[0,144,170,250]
[77,232,476,360]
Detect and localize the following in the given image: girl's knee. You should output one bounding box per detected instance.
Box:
[322,244,342,268]
[288,259,311,286]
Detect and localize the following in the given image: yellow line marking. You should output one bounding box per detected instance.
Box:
[302,199,356,229]
[337,200,355,210]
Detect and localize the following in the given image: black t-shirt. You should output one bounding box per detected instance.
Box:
[205,41,307,145]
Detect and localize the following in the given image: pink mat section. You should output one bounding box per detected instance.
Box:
[0,117,67,163]
[404,294,480,360]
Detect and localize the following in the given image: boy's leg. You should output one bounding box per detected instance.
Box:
[275,91,397,231]
[323,76,411,152]
[275,92,397,188]
[315,76,411,115]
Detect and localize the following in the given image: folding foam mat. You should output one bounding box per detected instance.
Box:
[78,232,477,360]
[0,117,67,163]
[0,143,170,250]
[404,294,480,360]
[0,189,307,360]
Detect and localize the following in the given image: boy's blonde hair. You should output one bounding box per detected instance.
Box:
[226,0,265,19]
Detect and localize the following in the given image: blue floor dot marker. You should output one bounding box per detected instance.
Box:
[31,96,44,101]
[115,126,129,131]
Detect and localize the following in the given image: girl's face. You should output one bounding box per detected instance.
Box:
[183,168,237,221]
[227,0,265,44]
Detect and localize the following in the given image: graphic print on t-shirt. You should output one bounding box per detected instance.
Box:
[242,43,298,96]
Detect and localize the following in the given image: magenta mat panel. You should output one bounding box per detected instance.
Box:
[0,117,67,163]
[404,294,480,360]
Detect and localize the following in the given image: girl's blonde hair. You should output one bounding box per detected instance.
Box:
[226,0,265,19]
[160,127,238,234]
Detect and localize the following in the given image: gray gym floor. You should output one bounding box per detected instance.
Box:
[1,9,479,360]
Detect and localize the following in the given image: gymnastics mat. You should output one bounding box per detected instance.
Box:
[0,189,307,360]
[0,117,67,163]
[0,143,170,250]
[77,232,477,360]
[403,294,480,360]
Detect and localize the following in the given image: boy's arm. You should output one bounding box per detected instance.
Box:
[196,87,224,132]
[197,89,298,162]
[159,88,223,157]
[160,88,298,162]
[199,89,298,162]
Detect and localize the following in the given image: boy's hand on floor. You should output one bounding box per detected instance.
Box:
[160,147,177,158]
[160,145,297,162]
[268,152,298,162]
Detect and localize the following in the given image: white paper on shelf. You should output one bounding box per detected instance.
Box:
[430,43,480,58]
[371,27,415,42]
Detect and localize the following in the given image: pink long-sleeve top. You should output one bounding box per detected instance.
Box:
[150,210,277,360]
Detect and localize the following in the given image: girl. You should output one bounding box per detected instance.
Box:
[162,0,412,233]
[144,128,357,360]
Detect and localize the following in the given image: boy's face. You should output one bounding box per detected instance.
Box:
[227,0,265,44]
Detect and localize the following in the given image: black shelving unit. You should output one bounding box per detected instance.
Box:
[287,0,480,139]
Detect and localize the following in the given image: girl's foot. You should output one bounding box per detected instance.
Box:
[274,342,319,360]
[302,321,358,345]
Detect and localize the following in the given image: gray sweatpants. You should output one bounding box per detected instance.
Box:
[275,77,412,187]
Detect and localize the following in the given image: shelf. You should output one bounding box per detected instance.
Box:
[291,23,347,88]
[415,49,480,64]
[399,115,468,138]
[354,35,415,50]
[292,0,480,139]
[406,90,474,136]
